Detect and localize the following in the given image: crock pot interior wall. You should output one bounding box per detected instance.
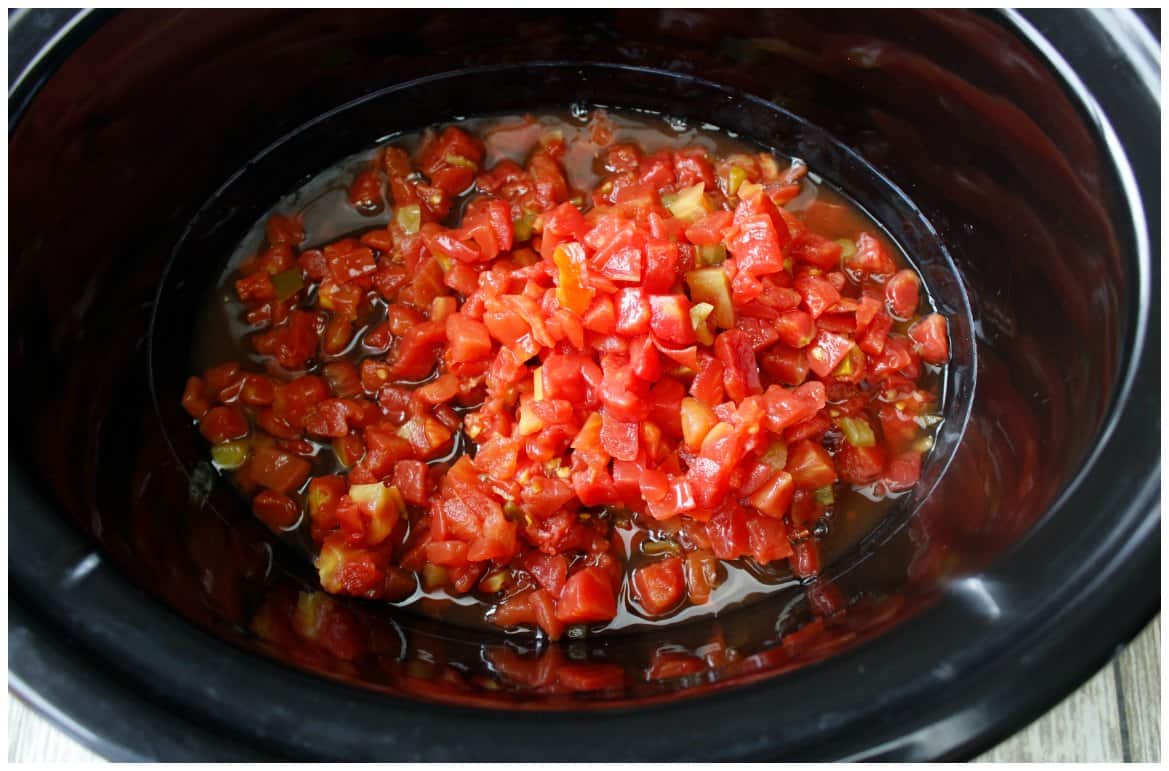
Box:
[9,9,1158,761]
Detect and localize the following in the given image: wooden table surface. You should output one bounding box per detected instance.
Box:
[8,617,1159,762]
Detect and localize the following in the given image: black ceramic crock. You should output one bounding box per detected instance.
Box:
[8,9,1159,761]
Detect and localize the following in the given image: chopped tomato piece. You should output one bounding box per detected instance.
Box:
[837,444,887,485]
[649,294,696,346]
[789,231,843,269]
[556,567,618,624]
[254,490,300,530]
[885,269,921,319]
[615,287,652,336]
[774,309,816,348]
[249,446,312,495]
[795,274,841,319]
[199,406,249,443]
[848,233,896,276]
[909,313,950,365]
[705,505,751,560]
[632,557,685,616]
[786,440,837,489]
[748,470,795,518]
[715,329,762,402]
[806,329,856,378]
[445,314,492,364]
[746,515,793,563]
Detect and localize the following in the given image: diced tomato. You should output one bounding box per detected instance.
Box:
[492,588,565,640]
[837,444,887,485]
[653,339,698,371]
[715,329,762,402]
[444,314,492,365]
[783,412,834,444]
[855,296,883,333]
[725,214,784,276]
[774,310,816,348]
[266,213,304,246]
[690,356,725,406]
[628,335,661,382]
[600,411,640,462]
[871,334,920,380]
[307,475,346,532]
[555,567,618,624]
[649,294,696,346]
[238,374,276,406]
[274,310,321,370]
[181,377,211,418]
[235,271,276,304]
[388,321,447,381]
[303,399,353,438]
[199,406,248,443]
[581,294,617,334]
[614,287,652,336]
[684,210,734,246]
[705,505,751,560]
[789,232,843,269]
[684,549,720,605]
[786,440,837,489]
[327,246,377,285]
[272,375,330,428]
[543,201,589,244]
[187,119,951,637]
[806,329,856,378]
[885,450,924,491]
[254,490,300,530]
[346,169,383,213]
[748,470,795,518]
[359,425,413,479]
[392,459,430,505]
[418,126,484,195]
[727,190,790,264]
[461,198,512,260]
[886,269,921,319]
[638,150,676,189]
[848,233,896,276]
[909,313,949,365]
[673,147,716,188]
[791,540,821,578]
[249,446,312,494]
[759,344,809,386]
[642,238,679,294]
[859,312,893,356]
[746,515,793,563]
[795,274,841,319]
[426,540,469,567]
[680,397,718,451]
[762,381,827,433]
[646,377,685,438]
[522,552,569,595]
[632,557,685,616]
[638,467,671,502]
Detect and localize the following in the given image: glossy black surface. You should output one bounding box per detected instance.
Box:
[9,9,1159,761]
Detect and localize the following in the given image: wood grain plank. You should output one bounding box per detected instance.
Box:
[1115,616,1161,762]
[7,696,102,763]
[975,654,1125,762]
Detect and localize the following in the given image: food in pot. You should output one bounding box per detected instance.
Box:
[183,111,949,639]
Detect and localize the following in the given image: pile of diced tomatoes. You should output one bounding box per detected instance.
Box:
[183,118,948,639]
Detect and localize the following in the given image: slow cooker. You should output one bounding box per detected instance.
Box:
[9,8,1159,760]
